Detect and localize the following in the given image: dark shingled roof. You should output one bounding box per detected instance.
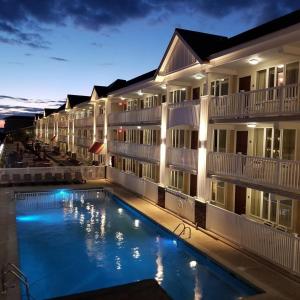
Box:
[175,9,300,60]
[93,72,155,96]
[44,109,57,117]
[125,69,157,87]
[223,9,300,53]
[175,28,228,61]
[67,95,90,108]
[56,104,66,112]
[93,80,127,98]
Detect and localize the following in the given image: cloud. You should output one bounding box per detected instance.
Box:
[0,95,64,119]
[0,20,50,49]
[49,56,69,62]
[0,0,298,47]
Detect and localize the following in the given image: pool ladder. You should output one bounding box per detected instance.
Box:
[173,222,191,239]
[1,263,30,300]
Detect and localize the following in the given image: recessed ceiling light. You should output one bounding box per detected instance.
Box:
[278,64,284,68]
[181,88,186,91]
[194,73,204,80]
[248,58,259,65]
[247,123,257,128]
[137,90,143,96]
[161,84,167,89]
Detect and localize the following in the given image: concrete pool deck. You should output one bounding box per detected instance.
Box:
[1,180,300,300]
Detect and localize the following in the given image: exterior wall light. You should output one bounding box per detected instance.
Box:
[247,123,257,128]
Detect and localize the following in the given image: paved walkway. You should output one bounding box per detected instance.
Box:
[1,180,300,299]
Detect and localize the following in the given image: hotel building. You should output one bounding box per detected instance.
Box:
[35,10,300,274]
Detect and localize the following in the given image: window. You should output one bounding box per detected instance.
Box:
[256,70,267,89]
[124,158,136,173]
[211,181,225,207]
[286,62,299,85]
[170,89,186,104]
[143,129,160,145]
[142,163,159,182]
[211,79,229,96]
[264,128,295,160]
[282,129,296,160]
[213,129,226,152]
[127,99,139,111]
[99,106,104,115]
[171,129,185,148]
[98,129,104,140]
[144,95,161,108]
[126,129,137,143]
[250,190,293,228]
[170,170,183,190]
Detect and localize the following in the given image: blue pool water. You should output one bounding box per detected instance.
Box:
[16,190,258,300]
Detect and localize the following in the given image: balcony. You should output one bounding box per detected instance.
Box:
[59,120,68,128]
[108,106,161,126]
[209,84,300,121]
[96,114,104,126]
[207,152,300,196]
[108,141,160,162]
[74,117,93,128]
[167,147,198,171]
[168,99,200,128]
[75,137,93,147]
[58,135,68,143]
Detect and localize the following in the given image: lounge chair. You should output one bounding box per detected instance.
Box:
[73,172,86,184]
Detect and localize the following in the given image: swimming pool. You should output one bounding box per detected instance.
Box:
[16,189,259,299]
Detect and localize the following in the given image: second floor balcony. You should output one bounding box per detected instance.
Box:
[207,152,300,196]
[58,135,68,143]
[75,136,93,147]
[209,83,300,122]
[108,106,161,126]
[167,147,198,171]
[108,140,160,163]
[168,99,200,128]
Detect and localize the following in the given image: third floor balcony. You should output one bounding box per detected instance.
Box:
[108,106,161,126]
[108,140,160,163]
[209,83,300,122]
[74,117,93,128]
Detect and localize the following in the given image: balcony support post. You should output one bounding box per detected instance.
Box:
[197,95,210,202]
[159,101,168,186]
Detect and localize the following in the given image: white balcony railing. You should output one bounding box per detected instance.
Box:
[207,152,300,194]
[108,106,162,125]
[209,83,300,120]
[206,203,300,275]
[167,147,198,171]
[108,141,160,162]
[74,117,93,127]
[168,99,200,128]
[75,137,93,147]
[165,188,195,223]
[107,167,159,203]
[59,120,68,128]
[58,135,68,143]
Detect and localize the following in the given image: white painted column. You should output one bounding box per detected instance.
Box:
[159,92,168,186]
[72,115,75,153]
[93,102,97,161]
[197,74,211,202]
[67,112,70,152]
[104,98,110,165]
